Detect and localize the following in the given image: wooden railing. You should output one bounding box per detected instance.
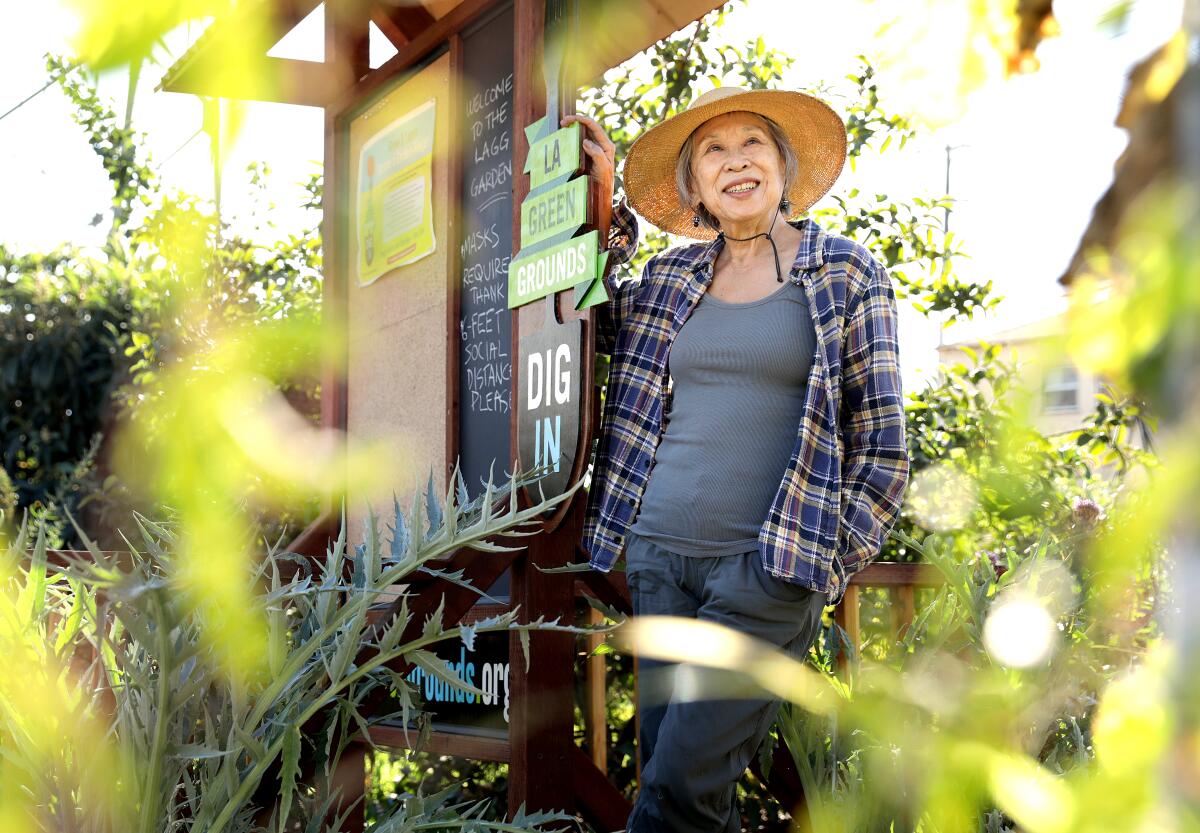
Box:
[830,560,944,677]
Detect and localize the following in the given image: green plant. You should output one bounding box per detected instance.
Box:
[0,59,325,550]
[0,465,611,832]
[0,466,17,526]
[367,751,513,828]
[0,250,132,537]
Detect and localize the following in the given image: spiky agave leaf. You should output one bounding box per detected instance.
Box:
[454,460,471,510]
[409,649,487,699]
[579,593,629,625]
[509,800,577,832]
[416,564,508,605]
[424,468,443,539]
[530,561,594,573]
[387,493,411,566]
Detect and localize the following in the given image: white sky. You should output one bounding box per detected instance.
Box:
[0,0,1185,394]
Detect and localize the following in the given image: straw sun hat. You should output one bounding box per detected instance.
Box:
[622,86,848,240]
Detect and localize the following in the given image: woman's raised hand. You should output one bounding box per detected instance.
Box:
[561,113,616,209]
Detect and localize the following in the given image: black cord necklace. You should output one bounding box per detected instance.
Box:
[717,205,784,282]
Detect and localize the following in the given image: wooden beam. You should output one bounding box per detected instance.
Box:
[584,605,608,771]
[369,725,511,761]
[503,1,581,816]
[326,0,372,83]
[163,55,352,108]
[328,0,497,116]
[633,653,642,791]
[373,3,437,44]
[571,0,727,84]
[272,0,325,35]
[161,0,730,109]
[445,31,465,505]
[157,0,322,97]
[833,584,861,680]
[894,584,916,639]
[852,560,944,587]
[570,744,633,833]
[370,9,411,47]
[505,487,579,816]
[509,0,536,531]
[319,0,368,519]
[286,510,339,558]
[321,56,348,533]
[328,741,367,830]
[574,562,631,615]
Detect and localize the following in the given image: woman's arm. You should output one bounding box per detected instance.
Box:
[837,257,911,580]
[593,197,644,356]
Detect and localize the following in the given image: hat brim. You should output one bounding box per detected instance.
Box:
[622,89,848,240]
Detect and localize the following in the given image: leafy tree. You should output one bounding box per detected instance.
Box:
[0,249,132,541]
[580,4,993,325]
[0,57,323,548]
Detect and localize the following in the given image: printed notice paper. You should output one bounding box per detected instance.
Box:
[356,98,437,286]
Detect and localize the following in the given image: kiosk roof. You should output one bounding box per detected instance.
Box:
[159,0,727,107]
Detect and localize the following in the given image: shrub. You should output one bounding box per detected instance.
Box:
[0,467,602,832]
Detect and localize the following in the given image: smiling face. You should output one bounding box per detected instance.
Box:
[686,111,787,232]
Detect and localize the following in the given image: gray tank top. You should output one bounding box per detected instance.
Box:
[628,277,816,556]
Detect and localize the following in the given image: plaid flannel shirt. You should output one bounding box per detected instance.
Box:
[581,199,910,607]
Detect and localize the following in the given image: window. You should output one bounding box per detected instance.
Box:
[1042,364,1079,412]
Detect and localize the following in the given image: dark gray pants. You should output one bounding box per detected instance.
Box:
[624,530,828,833]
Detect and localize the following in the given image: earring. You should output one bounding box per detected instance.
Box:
[692,214,701,228]
[779,197,791,213]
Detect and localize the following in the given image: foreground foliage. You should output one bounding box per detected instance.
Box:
[0,467,606,832]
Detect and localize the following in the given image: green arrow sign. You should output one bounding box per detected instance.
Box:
[509,230,600,308]
[573,250,610,310]
[524,122,582,189]
[520,176,589,248]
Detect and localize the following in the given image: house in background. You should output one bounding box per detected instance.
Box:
[936,312,1155,463]
[937,314,1082,436]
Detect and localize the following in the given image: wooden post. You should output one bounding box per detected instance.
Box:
[506,500,581,815]
[585,604,608,771]
[896,584,916,639]
[317,8,371,827]
[833,583,861,680]
[633,653,643,788]
[445,30,465,481]
[505,0,583,816]
[330,741,368,830]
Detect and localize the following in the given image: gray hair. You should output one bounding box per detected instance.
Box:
[674,113,799,232]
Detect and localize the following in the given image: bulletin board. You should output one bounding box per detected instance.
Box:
[343,52,455,533]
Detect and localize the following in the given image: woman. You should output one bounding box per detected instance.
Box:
[569,86,910,833]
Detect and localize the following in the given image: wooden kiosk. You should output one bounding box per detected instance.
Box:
[162,1,727,826]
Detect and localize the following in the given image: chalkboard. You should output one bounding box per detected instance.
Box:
[458,3,515,504]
